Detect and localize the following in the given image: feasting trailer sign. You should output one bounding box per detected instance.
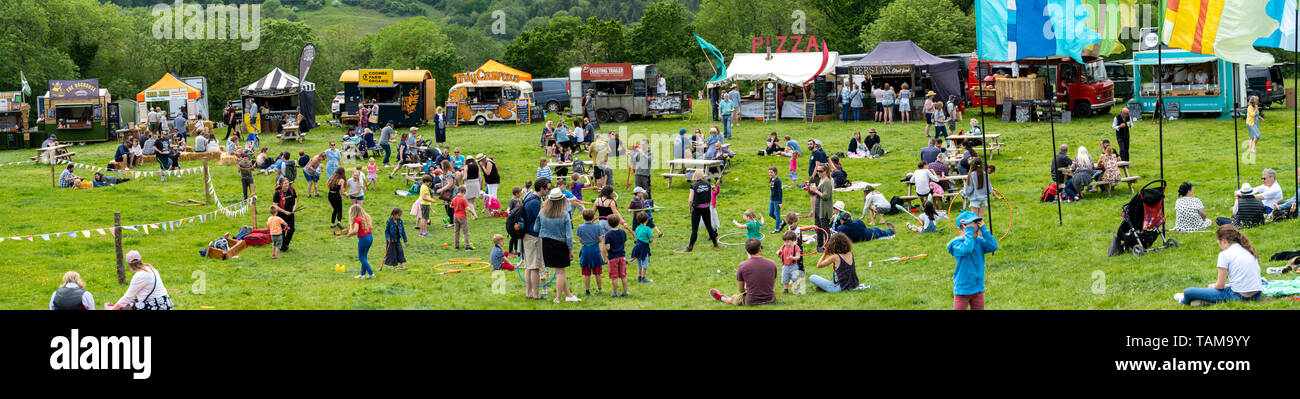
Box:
[580,63,632,80]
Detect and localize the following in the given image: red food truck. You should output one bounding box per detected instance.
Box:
[950,54,1115,117]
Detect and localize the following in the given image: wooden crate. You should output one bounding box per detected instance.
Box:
[205,239,247,260]
[994,78,1045,104]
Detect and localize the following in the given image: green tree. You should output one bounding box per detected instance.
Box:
[501,15,583,78]
[370,17,455,70]
[805,0,891,54]
[859,0,974,56]
[629,0,696,64]
[564,17,627,66]
[694,0,830,56]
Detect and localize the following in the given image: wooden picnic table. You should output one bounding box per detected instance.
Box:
[1056,161,1140,197]
[944,133,1003,157]
[277,124,303,143]
[662,158,724,187]
[34,144,74,164]
[900,173,967,202]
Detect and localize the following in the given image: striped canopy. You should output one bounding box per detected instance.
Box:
[241,68,315,97]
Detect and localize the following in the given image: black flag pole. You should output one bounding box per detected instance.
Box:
[1233,99,1241,188]
[1049,95,1062,225]
[1294,6,1298,205]
[976,60,994,229]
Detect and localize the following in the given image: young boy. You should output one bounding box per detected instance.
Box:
[777,230,803,294]
[506,186,524,254]
[451,186,478,250]
[732,210,765,241]
[384,207,408,270]
[631,212,655,283]
[266,206,289,260]
[628,186,663,236]
[576,209,606,296]
[489,234,507,271]
[947,211,999,310]
[602,214,629,297]
[768,167,784,233]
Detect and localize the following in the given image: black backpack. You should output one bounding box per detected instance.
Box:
[505,194,538,239]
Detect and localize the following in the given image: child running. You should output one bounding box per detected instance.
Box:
[576,209,606,296]
[384,207,408,270]
[602,214,629,297]
[341,204,375,279]
[777,230,803,294]
[630,212,655,283]
[764,167,785,233]
[732,210,765,241]
[266,206,289,260]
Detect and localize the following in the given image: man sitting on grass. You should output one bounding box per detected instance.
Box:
[709,238,777,306]
[1217,184,1267,227]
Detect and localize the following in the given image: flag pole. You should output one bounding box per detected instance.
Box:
[976,61,996,230]
[1049,88,1062,225]
[1233,99,1241,188]
[1294,5,1298,205]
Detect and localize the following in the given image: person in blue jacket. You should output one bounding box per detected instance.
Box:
[947,211,998,310]
[829,203,894,242]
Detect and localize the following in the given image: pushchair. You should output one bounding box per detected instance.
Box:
[1108,180,1179,257]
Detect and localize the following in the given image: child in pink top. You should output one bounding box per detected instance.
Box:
[365,158,378,190]
[788,150,799,182]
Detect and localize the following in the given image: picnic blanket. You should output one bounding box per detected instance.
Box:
[834,181,879,192]
[1263,277,1300,297]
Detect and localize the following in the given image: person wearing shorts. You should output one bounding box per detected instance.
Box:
[603,213,629,297]
[521,178,550,299]
[271,234,284,249]
[575,209,605,295]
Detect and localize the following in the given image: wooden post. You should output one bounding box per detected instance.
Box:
[250,196,257,227]
[203,160,212,204]
[114,212,126,285]
[50,153,56,188]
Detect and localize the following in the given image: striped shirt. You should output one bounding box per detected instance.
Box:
[536,167,553,179]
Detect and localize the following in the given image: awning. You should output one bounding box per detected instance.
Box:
[708,52,841,88]
[136,73,201,102]
[241,67,316,97]
[474,59,531,81]
[1133,56,1220,66]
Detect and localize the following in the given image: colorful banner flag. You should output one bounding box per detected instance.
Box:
[1256,0,1298,51]
[1080,0,1137,56]
[1162,0,1278,65]
[977,0,1102,63]
[695,35,728,82]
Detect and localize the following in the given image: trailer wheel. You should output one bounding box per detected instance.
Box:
[475,116,487,126]
[612,109,628,123]
[546,101,560,112]
[596,110,611,123]
[1073,100,1092,118]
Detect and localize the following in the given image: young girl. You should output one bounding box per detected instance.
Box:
[348,167,365,206]
[1246,95,1263,153]
[576,209,606,296]
[341,204,375,279]
[365,158,379,190]
[777,230,803,294]
[1175,225,1263,306]
[788,149,800,183]
[961,157,992,218]
[949,211,998,310]
[592,186,626,233]
[327,168,347,232]
[630,212,655,283]
[905,201,945,233]
[384,207,408,271]
[732,210,764,241]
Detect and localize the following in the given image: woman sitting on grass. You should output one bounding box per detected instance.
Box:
[809,233,867,292]
[1174,225,1262,306]
[1173,182,1214,232]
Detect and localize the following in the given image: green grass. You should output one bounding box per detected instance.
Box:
[3,106,1299,310]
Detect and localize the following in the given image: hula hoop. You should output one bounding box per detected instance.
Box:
[516,264,557,288]
[447,257,481,262]
[716,231,749,246]
[944,187,1013,242]
[433,261,490,272]
[797,225,829,253]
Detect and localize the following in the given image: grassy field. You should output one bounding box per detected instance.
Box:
[3,105,1299,310]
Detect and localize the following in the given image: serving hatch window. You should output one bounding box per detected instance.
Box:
[360,87,401,104]
[54,105,94,129]
[1138,61,1218,94]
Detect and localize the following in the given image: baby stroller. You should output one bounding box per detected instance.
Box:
[1108,180,1179,257]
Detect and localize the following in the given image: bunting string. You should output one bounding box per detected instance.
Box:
[0,195,256,244]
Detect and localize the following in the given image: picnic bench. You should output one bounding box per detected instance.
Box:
[899,174,968,202]
[276,124,304,143]
[33,144,75,164]
[944,133,1003,157]
[1057,161,1140,197]
[662,158,724,187]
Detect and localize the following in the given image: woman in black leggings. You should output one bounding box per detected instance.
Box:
[685,171,719,252]
[326,168,346,231]
[440,160,456,227]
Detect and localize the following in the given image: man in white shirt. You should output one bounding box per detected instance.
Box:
[1256,168,1284,213]
[147,108,160,133]
[657,76,667,95]
[1194,71,1209,85]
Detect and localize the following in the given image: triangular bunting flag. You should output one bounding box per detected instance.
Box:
[67,231,77,238]
[81,230,90,238]
[97,228,106,235]
[40,234,50,241]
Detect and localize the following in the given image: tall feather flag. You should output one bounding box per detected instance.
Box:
[1080,0,1138,56]
[1255,0,1297,51]
[20,71,31,98]
[1162,0,1278,65]
[695,35,727,82]
[977,0,1101,63]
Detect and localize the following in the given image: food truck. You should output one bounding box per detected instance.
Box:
[567,63,690,122]
[963,56,1115,117]
[136,73,204,126]
[1131,49,1238,119]
[338,69,436,127]
[41,79,114,142]
[0,91,31,149]
[446,60,543,126]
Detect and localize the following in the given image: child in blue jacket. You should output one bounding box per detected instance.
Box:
[946,211,998,310]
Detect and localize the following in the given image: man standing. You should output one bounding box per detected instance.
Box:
[850,84,864,122]
[173,112,188,142]
[840,81,852,123]
[147,107,160,133]
[1112,107,1132,161]
[584,89,596,123]
[672,128,690,160]
[728,84,741,128]
[657,75,667,96]
[807,140,828,179]
[631,139,653,199]
[709,239,778,306]
[522,178,550,299]
[718,95,734,140]
[223,102,237,141]
[379,121,394,166]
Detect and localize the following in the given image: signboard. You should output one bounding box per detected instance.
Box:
[298,44,316,83]
[1014,101,1032,123]
[444,102,458,127]
[1163,101,1179,120]
[804,101,815,122]
[106,103,120,130]
[49,79,100,100]
[1001,97,1013,122]
[844,65,913,76]
[455,70,523,84]
[750,35,824,53]
[581,63,633,81]
[92,103,103,121]
[359,69,395,87]
[143,88,188,102]
[1127,102,1142,121]
[763,82,779,121]
[516,100,531,125]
